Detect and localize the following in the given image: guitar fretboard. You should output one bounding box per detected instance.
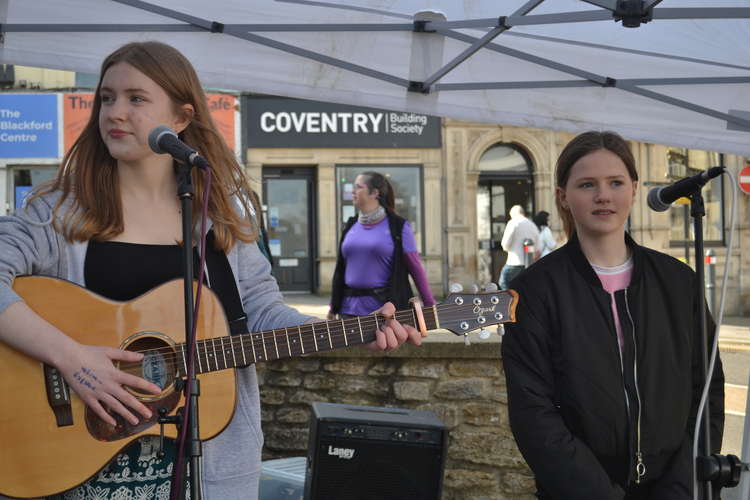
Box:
[174,308,439,376]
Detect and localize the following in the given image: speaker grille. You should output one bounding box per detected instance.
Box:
[311,438,443,500]
[305,403,447,500]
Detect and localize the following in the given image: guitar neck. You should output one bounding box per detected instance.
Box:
[175,307,439,375]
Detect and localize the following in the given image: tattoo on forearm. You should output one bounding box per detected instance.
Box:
[73,367,102,391]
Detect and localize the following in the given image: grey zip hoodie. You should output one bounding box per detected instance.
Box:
[0,191,311,499]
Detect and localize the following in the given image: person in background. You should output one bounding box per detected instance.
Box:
[501,131,724,499]
[0,41,421,500]
[532,210,557,258]
[499,204,540,290]
[328,171,435,319]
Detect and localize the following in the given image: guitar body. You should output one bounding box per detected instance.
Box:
[0,276,237,498]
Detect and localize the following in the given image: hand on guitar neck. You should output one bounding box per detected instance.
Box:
[324,301,423,352]
[363,301,422,351]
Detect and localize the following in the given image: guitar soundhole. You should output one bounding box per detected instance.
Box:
[125,335,177,395]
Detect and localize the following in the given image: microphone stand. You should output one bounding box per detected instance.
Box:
[689,190,745,499]
[166,163,202,500]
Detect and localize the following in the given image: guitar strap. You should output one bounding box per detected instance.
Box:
[203,230,248,337]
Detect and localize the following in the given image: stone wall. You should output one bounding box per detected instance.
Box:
[257,334,537,500]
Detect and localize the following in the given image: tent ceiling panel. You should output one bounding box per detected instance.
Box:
[1,0,748,155]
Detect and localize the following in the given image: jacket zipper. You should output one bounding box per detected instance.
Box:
[614,309,631,435]
[611,294,633,483]
[624,289,646,484]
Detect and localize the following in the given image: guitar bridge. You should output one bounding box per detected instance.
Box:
[43,363,73,427]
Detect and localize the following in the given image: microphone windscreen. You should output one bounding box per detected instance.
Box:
[646,187,670,212]
[148,126,177,155]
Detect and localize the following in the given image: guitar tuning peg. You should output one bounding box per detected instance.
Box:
[463,333,470,346]
[484,283,498,292]
[478,329,491,340]
[497,324,505,337]
[449,283,463,293]
[470,284,480,293]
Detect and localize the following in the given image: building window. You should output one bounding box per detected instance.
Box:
[667,148,725,248]
[336,165,423,253]
[479,144,530,174]
[9,166,57,213]
[75,72,99,89]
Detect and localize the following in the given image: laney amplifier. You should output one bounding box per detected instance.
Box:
[304,402,448,500]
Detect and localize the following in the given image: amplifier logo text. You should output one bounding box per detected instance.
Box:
[327,445,355,460]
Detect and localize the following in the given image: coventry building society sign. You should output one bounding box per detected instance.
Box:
[245,97,441,148]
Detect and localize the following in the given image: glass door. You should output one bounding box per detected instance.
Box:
[262,167,316,291]
[476,177,533,286]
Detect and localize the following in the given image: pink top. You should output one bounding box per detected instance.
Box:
[591,258,633,351]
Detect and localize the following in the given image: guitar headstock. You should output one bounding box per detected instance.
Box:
[435,289,518,336]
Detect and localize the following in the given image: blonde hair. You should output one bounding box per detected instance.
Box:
[33,41,257,251]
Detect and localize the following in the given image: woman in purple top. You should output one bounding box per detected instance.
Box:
[328,172,435,319]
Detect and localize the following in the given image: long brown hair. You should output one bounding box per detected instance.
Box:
[360,171,396,213]
[34,41,256,251]
[554,131,638,238]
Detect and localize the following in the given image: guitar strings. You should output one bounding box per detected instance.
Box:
[114,300,513,377]
[116,297,512,366]
[120,295,511,365]
[115,310,417,372]
[116,297,513,367]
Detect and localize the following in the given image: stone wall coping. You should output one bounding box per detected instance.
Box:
[306,329,503,359]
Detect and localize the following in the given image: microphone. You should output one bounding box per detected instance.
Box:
[647,166,724,212]
[148,125,209,169]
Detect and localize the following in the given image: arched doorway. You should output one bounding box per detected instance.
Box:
[476,144,534,285]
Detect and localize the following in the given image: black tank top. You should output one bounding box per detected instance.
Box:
[84,240,199,300]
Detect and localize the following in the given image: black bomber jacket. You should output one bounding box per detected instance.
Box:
[501,232,724,499]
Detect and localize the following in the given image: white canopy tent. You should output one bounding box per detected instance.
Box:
[1,0,749,155]
[1,2,750,499]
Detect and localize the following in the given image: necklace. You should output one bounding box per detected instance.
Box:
[358,205,386,225]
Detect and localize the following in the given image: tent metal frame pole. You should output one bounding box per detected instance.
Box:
[7,5,747,35]
[502,8,750,25]
[0,23,418,32]
[654,8,750,20]
[1,24,204,32]
[436,76,750,91]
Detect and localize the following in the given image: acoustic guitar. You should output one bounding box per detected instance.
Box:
[0,275,517,498]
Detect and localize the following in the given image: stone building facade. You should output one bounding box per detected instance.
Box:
[248,110,748,315]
